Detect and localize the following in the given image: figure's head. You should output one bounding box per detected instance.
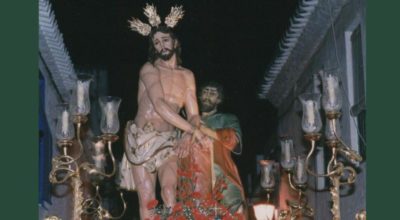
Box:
[199,81,224,113]
[128,4,185,64]
[148,25,182,64]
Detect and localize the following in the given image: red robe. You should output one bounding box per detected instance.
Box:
[214,128,245,200]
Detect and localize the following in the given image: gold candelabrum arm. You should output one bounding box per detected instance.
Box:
[328,118,363,164]
[49,143,79,184]
[80,136,119,178]
[49,136,119,184]
[74,120,84,162]
[82,186,127,220]
[337,144,363,164]
[281,171,314,220]
[304,119,362,179]
[304,135,339,178]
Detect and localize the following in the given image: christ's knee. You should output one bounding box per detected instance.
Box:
[161,183,176,206]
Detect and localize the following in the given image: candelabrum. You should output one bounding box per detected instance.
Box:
[298,72,364,220]
[48,75,126,220]
[278,138,313,220]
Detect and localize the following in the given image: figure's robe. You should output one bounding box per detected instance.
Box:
[202,113,245,213]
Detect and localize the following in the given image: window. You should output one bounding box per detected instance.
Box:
[350,25,366,159]
[345,24,366,159]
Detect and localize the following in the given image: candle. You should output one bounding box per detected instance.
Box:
[264,167,271,184]
[284,141,291,162]
[327,75,337,106]
[260,161,273,188]
[61,110,69,135]
[305,100,315,125]
[93,140,104,155]
[77,81,85,109]
[296,158,304,183]
[106,102,114,128]
[93,154,105,170]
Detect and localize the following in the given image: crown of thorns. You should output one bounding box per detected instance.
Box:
[128,4,184,36]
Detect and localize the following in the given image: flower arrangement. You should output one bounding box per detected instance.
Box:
[145,156,244,220]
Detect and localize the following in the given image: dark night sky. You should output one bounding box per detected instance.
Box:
[50,0,299,192]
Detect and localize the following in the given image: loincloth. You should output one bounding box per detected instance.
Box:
[116,121,177,191]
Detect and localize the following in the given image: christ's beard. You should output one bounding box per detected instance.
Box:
[157,49,175,61]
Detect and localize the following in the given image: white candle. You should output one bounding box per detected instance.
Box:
[93,154,105,169]
[305,100,315,125]
[106,102,114,128]
[264,167,271,184]
[297,159,304,182]
[327,75,337,106]
[94,140,104,155]
[284,141,291,162]
[77,81,85,109]
[61,110,69,135]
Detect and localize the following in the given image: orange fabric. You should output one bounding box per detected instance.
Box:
[214,128,245,199]
[177,132,213,198]
[184,146,212,196]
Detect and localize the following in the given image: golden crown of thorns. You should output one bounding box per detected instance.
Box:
[128,4,184,36]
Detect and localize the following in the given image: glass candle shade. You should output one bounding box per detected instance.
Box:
[259,160,275,190]
[92,137,105,155]
[99,96,121,134]
[325,118,342,141]
[299,93,322,134]
[321,73,342,113]
[280,138,295,170]
[293,155,308,185]
[71,74,92,116]
[92,154,106,172]
[55,104,75,141]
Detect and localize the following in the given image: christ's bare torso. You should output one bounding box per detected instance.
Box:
[134,61,191,132]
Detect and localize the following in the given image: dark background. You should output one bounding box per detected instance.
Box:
[49,0,299,216]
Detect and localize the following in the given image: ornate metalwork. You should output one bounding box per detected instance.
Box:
[355,209,366,220]
[303,113,363,220]
[44,216,62,220]
[284,172,314,220]
[49,115,126,219]
[82,186,127,220]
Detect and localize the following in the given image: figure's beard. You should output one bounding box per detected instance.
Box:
[156,48,175,61]
[200,100,217,113]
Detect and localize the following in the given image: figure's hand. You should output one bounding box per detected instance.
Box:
[190,128,204,144]
[192,127,214,151]
[176,127,214,157]
[176,128,208,158]
[199,125,218,140]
